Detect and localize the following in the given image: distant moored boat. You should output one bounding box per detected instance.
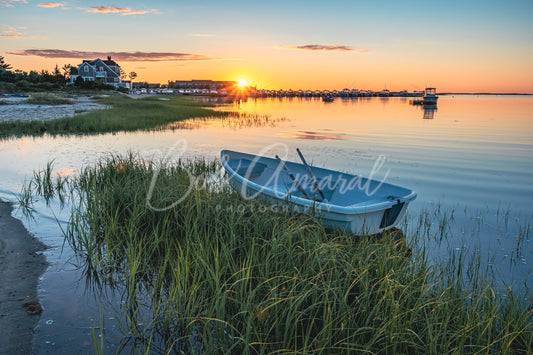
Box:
[322,94,334,102]
[423,87,438,105]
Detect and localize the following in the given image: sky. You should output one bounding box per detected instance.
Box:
[1,0,532,93]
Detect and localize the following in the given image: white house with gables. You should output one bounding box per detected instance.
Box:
[70,56,128,88]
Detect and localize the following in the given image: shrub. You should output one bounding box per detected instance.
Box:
[25,93,75,105]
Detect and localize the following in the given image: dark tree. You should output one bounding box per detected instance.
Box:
[62,64,73,80]
[0,55,12,70]
[74,76,85,87]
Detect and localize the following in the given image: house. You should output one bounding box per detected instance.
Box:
[70,56,128,88]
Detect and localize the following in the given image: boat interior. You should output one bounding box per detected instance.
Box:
[227,157,407,207]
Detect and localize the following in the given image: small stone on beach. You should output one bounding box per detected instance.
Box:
[22,300,43,316]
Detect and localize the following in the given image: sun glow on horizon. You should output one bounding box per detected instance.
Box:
[238,79,247,87]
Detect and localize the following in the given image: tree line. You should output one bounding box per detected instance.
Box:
[0,56,136,92]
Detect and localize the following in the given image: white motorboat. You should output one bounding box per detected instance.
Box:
[423,87,438,105]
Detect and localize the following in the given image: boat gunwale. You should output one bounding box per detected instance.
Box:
[221,150,417,215]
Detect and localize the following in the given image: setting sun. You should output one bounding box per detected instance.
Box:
[238,79,247,87]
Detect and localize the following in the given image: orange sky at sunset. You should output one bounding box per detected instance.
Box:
[2,0,532,93]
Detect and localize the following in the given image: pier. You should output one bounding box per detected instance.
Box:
[130,85,427,99]
[254,88,424,98]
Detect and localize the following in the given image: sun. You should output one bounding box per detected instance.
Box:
[238,79,247,87]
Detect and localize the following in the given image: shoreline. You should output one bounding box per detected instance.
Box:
[0,200,48,354]
[0,95,109,123]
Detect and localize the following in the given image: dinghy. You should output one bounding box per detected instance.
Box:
[221,149,417,235]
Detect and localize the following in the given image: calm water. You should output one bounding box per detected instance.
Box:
[0,95,532,352]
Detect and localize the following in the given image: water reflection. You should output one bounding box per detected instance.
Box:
[423,106,437,119]
[409,101,438,119]
[282,129,350,141]
[163,114,288,131]
[194,96,255,105]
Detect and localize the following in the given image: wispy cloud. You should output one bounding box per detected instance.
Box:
[278,44,370,53]
[84,6,158,16]
[1,0,27,7]
[189,34,214,37]
[36,3,151,14]
[38,3,66,8]
[8,49,225,62]
[0,25,34,39]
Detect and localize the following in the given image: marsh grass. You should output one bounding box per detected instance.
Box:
[17,181,35,217]
[25,93,75,105]
[0,95,241,138]
[163,112,287,131]
[25,156,533,354]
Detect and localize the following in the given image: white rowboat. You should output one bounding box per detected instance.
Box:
[221,150,417,235]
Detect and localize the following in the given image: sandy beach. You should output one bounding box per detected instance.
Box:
[0,95,109,122]
[0,200,48,354]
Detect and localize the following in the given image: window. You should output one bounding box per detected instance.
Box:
[84,65,88,72]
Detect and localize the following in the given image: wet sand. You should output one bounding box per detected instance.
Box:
[0,200,48,354]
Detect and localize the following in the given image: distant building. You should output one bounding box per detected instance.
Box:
[131,82,160,89]
[70,56,128,88]
[170,80,238,90]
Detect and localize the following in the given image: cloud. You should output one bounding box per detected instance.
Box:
[1,0,27,7]
[278,44,370,53]
[0,33,34,39]
[8,49,224,62]
[189,34,214,37]
[0,25,34,39]
[85,6,157,15]
[38,3,65,8]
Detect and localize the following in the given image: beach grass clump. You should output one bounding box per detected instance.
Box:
[25,93,75,105]
[27,156,533,354]
[0,95,238,138]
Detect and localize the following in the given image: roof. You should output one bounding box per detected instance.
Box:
[89,58,118,67]
[79,58,119,67]
[103,59,118,67]
[76,57,120,77]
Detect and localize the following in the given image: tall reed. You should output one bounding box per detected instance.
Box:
[27,155,533,354]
